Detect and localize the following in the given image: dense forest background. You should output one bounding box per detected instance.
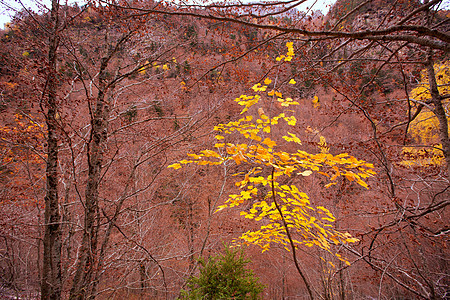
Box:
[0,0,448,298]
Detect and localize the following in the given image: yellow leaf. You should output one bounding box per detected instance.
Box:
[298,170,312,176]
[345,237,359,243]
[312,96,320,108]
[289,79,296,84]
[264,78,272,85]
[168,163,181,169]
[278,152,290,162]
[179,160,193,164]
[215,205,227,212]
[187,153,200,159]
[282,132,302,144]
[138,64,147,75]
[201,149,221,158]
[356,179,369,189]
[262,138,277,148]
[325,182,337,188]
[318,136,329,153]
[285,166,295,176]
[252,83,262,92]
[287,116,297,126]
[344,173,355,181]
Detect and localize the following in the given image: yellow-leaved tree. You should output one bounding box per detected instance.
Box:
[169,42,375,297]
[401,61,450,167]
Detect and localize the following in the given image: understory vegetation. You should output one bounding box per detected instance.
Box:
[0,0,448,298]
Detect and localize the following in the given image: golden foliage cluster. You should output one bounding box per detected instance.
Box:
[401,61,449,167]
[169,42,376,264]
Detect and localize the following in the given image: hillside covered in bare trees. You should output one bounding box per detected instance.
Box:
[0,0,448,298]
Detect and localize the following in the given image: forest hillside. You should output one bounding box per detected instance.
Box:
[0,0,448,298]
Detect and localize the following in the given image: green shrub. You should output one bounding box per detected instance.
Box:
[180,246,265,299]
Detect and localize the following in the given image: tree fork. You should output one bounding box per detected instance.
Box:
[70,30,134,299]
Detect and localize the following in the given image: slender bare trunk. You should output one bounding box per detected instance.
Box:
[41,0,61,298]
[69,58,110,299]
[69,29,135,299]
[426,50,450,180]
[270,168,314,300]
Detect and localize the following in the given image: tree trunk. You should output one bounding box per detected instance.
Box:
[426,51,450,181]
[69,56,111,300]
[41,0,62,298]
